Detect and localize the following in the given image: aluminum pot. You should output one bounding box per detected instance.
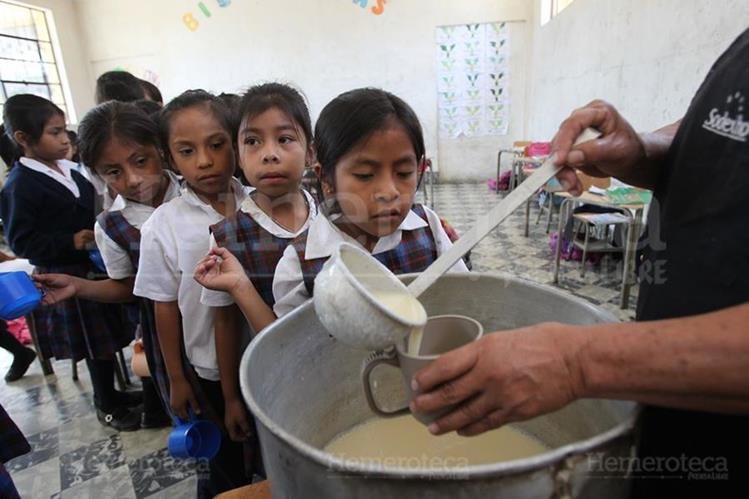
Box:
[240,273,639,499]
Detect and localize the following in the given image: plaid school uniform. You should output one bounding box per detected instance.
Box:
[211,211,294,307]
[0,403,30,499]
[98,210,216,422]
[292,204,438,295]
[32,261,134,361]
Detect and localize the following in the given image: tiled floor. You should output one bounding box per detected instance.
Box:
[2,182,638,498]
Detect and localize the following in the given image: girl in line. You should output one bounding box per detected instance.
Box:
[195,83,316,450]
[1,94,140,430]
[35,101,179,429]
[133,90,253,497]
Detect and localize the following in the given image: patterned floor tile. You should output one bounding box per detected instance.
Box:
[59,434,126,490]
[6,456,61,499]
[120,426,173,462]
[58,412,119,455]
[5,426,59,473]
[128,447,200,499]
[60,464,135,499]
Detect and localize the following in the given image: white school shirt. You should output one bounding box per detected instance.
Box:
[201,189,318,308]
[72,163,115,210]
[19,157,81,198]
[93,170,182,279]
[272,205,469,318]
[133,178,249,381]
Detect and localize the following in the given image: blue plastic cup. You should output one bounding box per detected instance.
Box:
[88,249,107,273]
[0,271,42,320]
[167,413,221,460]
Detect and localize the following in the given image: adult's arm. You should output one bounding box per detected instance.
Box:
[410,302,749,436]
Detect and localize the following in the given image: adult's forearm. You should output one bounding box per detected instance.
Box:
[575,301,749,411]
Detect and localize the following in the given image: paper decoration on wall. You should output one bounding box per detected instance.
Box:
[436,22,510,138]
[182,0,232,31]
[351,0,388,16]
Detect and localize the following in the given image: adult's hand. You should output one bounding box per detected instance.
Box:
[551,100,648,195]
[410,323,585,436]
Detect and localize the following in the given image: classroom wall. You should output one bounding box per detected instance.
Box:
[526,0,749,139]
[25,0,95,122]
[70,0,533,181]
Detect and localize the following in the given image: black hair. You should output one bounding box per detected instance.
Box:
[0,124,20,167]
[95,70,146,104]
[237,83,312,148]
[140,79,163,104]
[66,130,80,163]
[217,92,240,110]
[132,99,162,119]
[3,94,65,154]
[314,88,425,187]
[77,100,161,170]
[158,89,233,164]
[217,92,241,136]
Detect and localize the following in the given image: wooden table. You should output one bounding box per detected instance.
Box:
[215,480,272,499]
[552,191,646,309]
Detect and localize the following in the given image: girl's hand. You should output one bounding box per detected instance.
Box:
[33,273,79,304]
[194,247,249,294]
[224,396,253,442]
[169,376,202,420]
[73,229,95,250]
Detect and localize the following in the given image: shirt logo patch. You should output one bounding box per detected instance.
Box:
[702,91,748,143]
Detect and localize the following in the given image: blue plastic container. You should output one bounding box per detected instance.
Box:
[0,271,42,320]
[168,414,221,459]
[88,249,107,273]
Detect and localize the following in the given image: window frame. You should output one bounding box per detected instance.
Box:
[0,0,76,122]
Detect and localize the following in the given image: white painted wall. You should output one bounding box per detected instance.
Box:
[526,0,749,139]
[69,0,533,181]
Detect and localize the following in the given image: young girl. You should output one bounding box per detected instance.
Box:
[35,101,178,429]
[194,83,316,446]
[0,94,140,430]
[133,90,252,497]
[272,88,469,315]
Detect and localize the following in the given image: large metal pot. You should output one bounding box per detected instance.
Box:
[240,273,639,498]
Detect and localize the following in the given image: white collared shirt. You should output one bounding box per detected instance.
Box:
[133,177,249,380]
[19,157,81,198]
[94,170,182,280]
[272,205,469,317]
[72,163,114,210]
[201,189,318,307]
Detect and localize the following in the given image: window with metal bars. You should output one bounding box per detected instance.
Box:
[0,1,69,118]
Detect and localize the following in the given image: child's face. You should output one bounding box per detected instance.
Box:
[93,137,165,205]
[238,107,308,199]
[23,113,70,162]
[326,125,419,238]
[167,105,235,199]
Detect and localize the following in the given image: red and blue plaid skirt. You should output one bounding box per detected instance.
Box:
[32,262,135,361]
